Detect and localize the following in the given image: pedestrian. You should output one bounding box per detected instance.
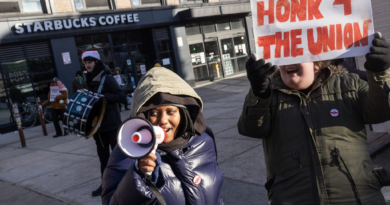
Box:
[41,77,68,138]
[81,50,125,197]
[101,67,224,205]
[71,71,86,96]
[237,32,390,204]
[114,67,129,111]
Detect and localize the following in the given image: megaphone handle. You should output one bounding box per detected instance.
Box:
[145,146,157,176]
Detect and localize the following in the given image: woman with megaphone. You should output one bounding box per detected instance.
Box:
[102,67,224,205]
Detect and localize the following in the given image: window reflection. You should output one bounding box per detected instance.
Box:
[189,43,206,66]
[92,34,110,49]
[1,60,29,79]
[29,57,54,73]
[233,36,247,56]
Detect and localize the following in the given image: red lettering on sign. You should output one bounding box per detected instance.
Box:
[353,19,372,47]
[276,0,290,23]
[344,23,353,48]
[257,0,275,26]
[308,27,323,55]
[333,0,352,16]
[308,0,324,20]
[290,0,307,22]
[275,31,290,58]
[291,29,304,57]
[336,24,343,50]
[258,35,276,59]
[322,25,336,52]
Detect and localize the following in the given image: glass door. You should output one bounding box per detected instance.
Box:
[204,40,223,81]
[131,56,149,87]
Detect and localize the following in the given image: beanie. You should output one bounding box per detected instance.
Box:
[76,71,82,77]
[82,50,100,62]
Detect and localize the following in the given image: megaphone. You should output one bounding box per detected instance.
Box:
[117,117,167,175]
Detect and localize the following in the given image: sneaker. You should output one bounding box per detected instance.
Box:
[91,185,102,197]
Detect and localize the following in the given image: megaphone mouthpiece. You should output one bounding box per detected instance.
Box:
[132,128,153,144]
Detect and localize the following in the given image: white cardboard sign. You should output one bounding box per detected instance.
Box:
[62,52,71,64]
[50,86,60,102]
[114,75,122,85]
[251,0,374,65]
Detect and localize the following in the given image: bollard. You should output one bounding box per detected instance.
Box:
[36,97,48,136]
[12,103,26,147]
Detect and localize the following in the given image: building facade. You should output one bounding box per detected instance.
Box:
[0,0,253,133]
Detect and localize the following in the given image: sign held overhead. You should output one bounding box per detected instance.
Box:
[251,0,375,65]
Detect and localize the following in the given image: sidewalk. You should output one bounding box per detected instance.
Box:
[0,74,389,205]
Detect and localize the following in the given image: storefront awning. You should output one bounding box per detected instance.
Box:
[179,3,250,20]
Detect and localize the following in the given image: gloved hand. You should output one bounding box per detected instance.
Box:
[246,53,278,98]
[364,32,390,72]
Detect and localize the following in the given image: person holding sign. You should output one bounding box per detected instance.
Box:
[41,77,68,138]
[238,32,390,204]
[114,67,129,111]
[82,50,125,197]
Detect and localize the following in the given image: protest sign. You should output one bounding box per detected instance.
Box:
[114,75,123,85]
[50,86,60,102]
[251,0,374,65]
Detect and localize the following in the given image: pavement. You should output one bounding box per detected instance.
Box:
[0,73,389,205]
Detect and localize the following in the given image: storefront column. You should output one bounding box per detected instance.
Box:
[169,25,195,87]
[50,37,81,93]
[245,16,255,55]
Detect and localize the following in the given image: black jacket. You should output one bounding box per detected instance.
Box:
[85,61,125,133]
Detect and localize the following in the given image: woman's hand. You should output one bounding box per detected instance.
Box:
[138,152,157,174]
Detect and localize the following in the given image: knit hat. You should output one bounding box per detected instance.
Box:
[81,50,100,62]
[76,71,82,77]
[115,67,121,73]
[52,77,59,82]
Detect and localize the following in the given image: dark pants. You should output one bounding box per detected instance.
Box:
[52,109,65,135]
[118,90,128,110]
[93,129,118,176]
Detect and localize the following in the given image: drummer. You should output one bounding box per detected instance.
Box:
[81,50,125,197]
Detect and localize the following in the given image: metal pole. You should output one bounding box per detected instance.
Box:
[36,97,48,136]
[12,103,26,147]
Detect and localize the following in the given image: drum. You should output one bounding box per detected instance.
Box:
[63,89,106,138]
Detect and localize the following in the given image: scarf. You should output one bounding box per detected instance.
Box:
[76,77,83,84]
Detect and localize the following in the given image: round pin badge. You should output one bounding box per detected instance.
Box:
[330,109,339,117]
[193,175,201,185]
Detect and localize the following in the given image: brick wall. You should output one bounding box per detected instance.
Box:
[53,0,73,13]
[116,0,132,9]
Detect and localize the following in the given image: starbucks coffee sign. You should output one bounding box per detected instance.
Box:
[14,13,139,34]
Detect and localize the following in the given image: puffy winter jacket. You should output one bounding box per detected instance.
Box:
[102,131,223,205]
[102,67,224,205]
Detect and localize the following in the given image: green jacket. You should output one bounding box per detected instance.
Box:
[238,66,390,205]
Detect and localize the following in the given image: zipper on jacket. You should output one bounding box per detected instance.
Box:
[304,96,329,205]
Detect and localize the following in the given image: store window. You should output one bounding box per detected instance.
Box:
[132,0,161,6]
[22,0,42,12]
[185,23,201,36]
[201,22,216,34]
[186,18,249,82]
[216,20,231,31]
[0,41,56,130]
[76,30,151,92]
[231,18,243,29]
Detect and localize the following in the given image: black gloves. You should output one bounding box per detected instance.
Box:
[365,32,390,72]
[246,54,278,98]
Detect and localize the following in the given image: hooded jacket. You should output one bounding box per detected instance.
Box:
[238,65,390,205]
[102,67,224,205]
[85,61,125,133]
